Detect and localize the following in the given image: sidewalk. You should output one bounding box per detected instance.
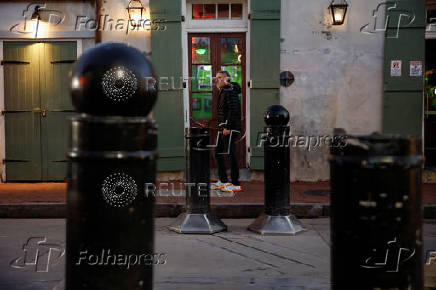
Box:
[0,218,435,289]
[0,181,435,204]
[0,182,435,219]
[0,218,330,290]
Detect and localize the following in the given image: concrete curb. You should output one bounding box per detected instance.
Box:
[0,203,435,219]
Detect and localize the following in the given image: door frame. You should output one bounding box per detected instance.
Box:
[187,32,246,124]
[182,1,250,168]
[0,39,83,182]
[188,32,247,168]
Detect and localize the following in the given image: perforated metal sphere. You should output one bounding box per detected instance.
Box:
[70,42,157,116]
[264,105,290,126]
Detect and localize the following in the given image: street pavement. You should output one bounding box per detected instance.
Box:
[0,218,435,290]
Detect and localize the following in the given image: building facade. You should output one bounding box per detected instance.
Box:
[0,0,432,182]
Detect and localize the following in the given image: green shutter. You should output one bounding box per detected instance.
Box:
[250,0,281,169]
[150,0,185,171]
[383,0,425,135]
[4,42,42,181]
[40,42,76,180]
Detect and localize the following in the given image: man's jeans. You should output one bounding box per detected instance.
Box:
[214,131,239,186]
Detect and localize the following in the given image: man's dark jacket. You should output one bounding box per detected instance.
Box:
[217,82,242,132]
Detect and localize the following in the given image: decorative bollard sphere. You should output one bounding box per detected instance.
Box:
[264,105,290,126]
[71,42,157,116]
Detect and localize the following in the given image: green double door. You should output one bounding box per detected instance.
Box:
[3,41,76,181]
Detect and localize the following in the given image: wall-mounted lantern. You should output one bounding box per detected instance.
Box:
[329,0,348,25]
[31,5,41,22]
[127,0,145,27]
[28,5,47,38]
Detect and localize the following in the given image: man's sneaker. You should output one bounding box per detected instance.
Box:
[211,181,231,190]
[220,184,242,192]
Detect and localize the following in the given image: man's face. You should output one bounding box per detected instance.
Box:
[215,72,228,89]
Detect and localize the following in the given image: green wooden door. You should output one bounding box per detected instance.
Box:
[40,42,76,180]
[249,0,281,169]
[3,42,42,180]
[150,0,185,171]
[3,41,76,181]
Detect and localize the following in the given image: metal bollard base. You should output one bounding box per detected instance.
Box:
[247,213,305,236]
[168,212,227,234]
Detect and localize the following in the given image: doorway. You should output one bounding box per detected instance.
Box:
[3,41,76,181]
[188,33,246,168]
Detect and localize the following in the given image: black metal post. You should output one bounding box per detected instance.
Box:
[329,132,423,290]
[67,43,158,290]
[168,127,227,234]
[185,127,211,213]
[248,105,305,235]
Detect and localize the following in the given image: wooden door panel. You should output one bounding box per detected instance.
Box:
[5,112,42,180]
[150,20,185,171]
[43,112,74,180]
[4,42,40,110]
[40,42,76,181]
[3,42,42,181]
[41,42,75,110]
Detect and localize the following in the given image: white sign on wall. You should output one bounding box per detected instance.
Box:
[410,61,422,77]
[390,60,402,77]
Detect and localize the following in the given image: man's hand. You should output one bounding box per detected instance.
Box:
[222,129,231,136]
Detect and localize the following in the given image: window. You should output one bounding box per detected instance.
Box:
[218,4,229,19]
[192,3,243,20]
[231,4,242,19]
[192,4,215,19]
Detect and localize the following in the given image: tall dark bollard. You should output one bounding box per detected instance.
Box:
[168,127,227,234]
[67,43,158,290]
[329,132,423,289]
[248,105,305,235]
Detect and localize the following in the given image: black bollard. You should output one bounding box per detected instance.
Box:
[168,127,227,234]
[248,105,305,235]
[329,132,423,289]
[67,43,158,290]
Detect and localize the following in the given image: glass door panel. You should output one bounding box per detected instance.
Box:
[192,65,213,91]
[192,37,211,64]
[221,38,242,65]
[221,65,242,88]
[192,92,213,119]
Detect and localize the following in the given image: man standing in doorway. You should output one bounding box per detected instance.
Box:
[211,71,242,192]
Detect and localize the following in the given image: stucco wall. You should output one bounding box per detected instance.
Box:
[280,0,385,181]
[100,0,151,53]
[0,2,94,38]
